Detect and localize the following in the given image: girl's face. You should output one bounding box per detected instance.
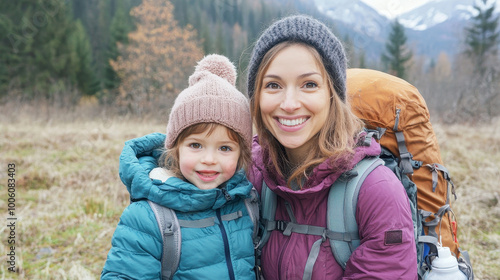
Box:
[178,125,241,190]
[259,44,331,163]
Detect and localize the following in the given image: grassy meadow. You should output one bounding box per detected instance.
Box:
[0,108,499,279]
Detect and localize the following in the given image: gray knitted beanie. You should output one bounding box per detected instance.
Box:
[165,54,252,149]
[247,15,347,102]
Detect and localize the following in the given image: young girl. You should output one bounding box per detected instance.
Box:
[101,55,256,279]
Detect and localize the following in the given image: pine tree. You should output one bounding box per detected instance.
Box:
[457,0,500,120]
[103,1,134,91]
[0,3,18,97]
[70,20,100,96]
[465,0,500,74]
[0,0,98,100]
[381,19,412,79]
[110,0,203,113]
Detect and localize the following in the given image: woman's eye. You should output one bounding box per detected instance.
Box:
[265,82,281,89]
[304,82,317,88]
[220,146,232,152]
[189,143,201,149]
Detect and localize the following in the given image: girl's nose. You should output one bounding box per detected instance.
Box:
[201,150,216,164]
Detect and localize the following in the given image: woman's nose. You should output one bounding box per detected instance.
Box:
[280,88,301,112]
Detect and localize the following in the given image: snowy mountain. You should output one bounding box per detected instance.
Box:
[398,0,475,31]
[314,0,489,64]
[314,0,391,61]
[315,0,387,37]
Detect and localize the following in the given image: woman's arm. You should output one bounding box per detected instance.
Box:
[343,166,418,280]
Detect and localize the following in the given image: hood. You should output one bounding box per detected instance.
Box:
[119,133,252,212]
[251,132,381,200]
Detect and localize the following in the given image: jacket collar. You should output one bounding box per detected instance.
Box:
[251,132,381,197]
[120,133,252,212]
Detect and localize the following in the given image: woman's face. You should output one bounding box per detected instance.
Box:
[259,44,331,163]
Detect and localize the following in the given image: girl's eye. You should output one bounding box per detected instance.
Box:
[189,143,201,149]
[304,82,318,88]
[265,82,281,89]
[220,146,232,152]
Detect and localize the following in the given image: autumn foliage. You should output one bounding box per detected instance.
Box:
[111,0,203,113]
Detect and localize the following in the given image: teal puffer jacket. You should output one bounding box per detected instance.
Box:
[101,133,256,280]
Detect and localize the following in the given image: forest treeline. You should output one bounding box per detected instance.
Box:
[1,0,499,122]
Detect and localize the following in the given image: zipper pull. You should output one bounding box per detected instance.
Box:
[221,188,232,201]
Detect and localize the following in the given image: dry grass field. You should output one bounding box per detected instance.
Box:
[0,108,499,279]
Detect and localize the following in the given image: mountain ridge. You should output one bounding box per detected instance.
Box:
[314,0,494,64]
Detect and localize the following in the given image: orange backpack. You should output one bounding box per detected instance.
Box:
[347,68,471,273]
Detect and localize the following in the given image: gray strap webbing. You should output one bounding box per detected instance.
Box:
[285,201,297,223]
[244,188,260,243]
[283,200,327,280]
[147,201,180,280]
[257,181,277,250]
[420,204,452,240]
[395,131,414,175]
[418,235,439,246]
[222,211,243,221]
[178,217,215,228]
[178,211,242,228]
[392,109,414,175]
[303,237,324,280]
[269,220,358,242]
[426,163,456,203]
[327,157,385,270]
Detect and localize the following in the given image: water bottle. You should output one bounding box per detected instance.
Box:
[423,246,467,280]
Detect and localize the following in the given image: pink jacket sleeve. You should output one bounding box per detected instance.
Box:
[343,166,418,280]
[248,162,263,194]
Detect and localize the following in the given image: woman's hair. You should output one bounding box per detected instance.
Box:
[250,41,364,189]
[159,123,251,179]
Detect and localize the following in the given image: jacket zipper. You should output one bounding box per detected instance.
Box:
[277,199,292,279]
[217,209,236,280]
[277,236,291,279]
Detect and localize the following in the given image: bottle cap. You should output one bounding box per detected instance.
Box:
[432,246,458,269]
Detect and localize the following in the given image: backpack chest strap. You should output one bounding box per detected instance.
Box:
[178,211,243,228]
[267,219,359,241]
[269,201,360,280]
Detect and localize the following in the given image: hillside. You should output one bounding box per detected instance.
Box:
[0,111,499,279]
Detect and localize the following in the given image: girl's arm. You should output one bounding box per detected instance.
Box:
[101,201,163,279]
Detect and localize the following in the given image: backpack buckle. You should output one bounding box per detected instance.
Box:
[276,220,288,232]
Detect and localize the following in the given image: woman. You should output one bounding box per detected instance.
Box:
[246,15,417,279]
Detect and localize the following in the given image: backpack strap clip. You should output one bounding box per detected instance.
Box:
[276,220,288,232]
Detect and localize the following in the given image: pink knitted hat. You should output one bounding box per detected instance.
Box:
[165,54,252,149]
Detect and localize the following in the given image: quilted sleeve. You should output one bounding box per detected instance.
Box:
[343,165,418,280]
[101,201,163,280]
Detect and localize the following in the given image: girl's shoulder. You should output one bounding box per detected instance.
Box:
[118,200,162,242]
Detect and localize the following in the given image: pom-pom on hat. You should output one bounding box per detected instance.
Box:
[247,15,347,102]
[165,54,252,149]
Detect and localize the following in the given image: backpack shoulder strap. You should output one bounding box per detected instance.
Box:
[257,181,277,250]
[147,200,181,280]
[244,187,260,245]
[327,156,384,269]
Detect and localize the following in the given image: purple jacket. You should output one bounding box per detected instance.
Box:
[249,135,417,280]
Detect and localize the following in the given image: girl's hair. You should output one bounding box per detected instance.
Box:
[250,41,364,189]
[159,123,251,179]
